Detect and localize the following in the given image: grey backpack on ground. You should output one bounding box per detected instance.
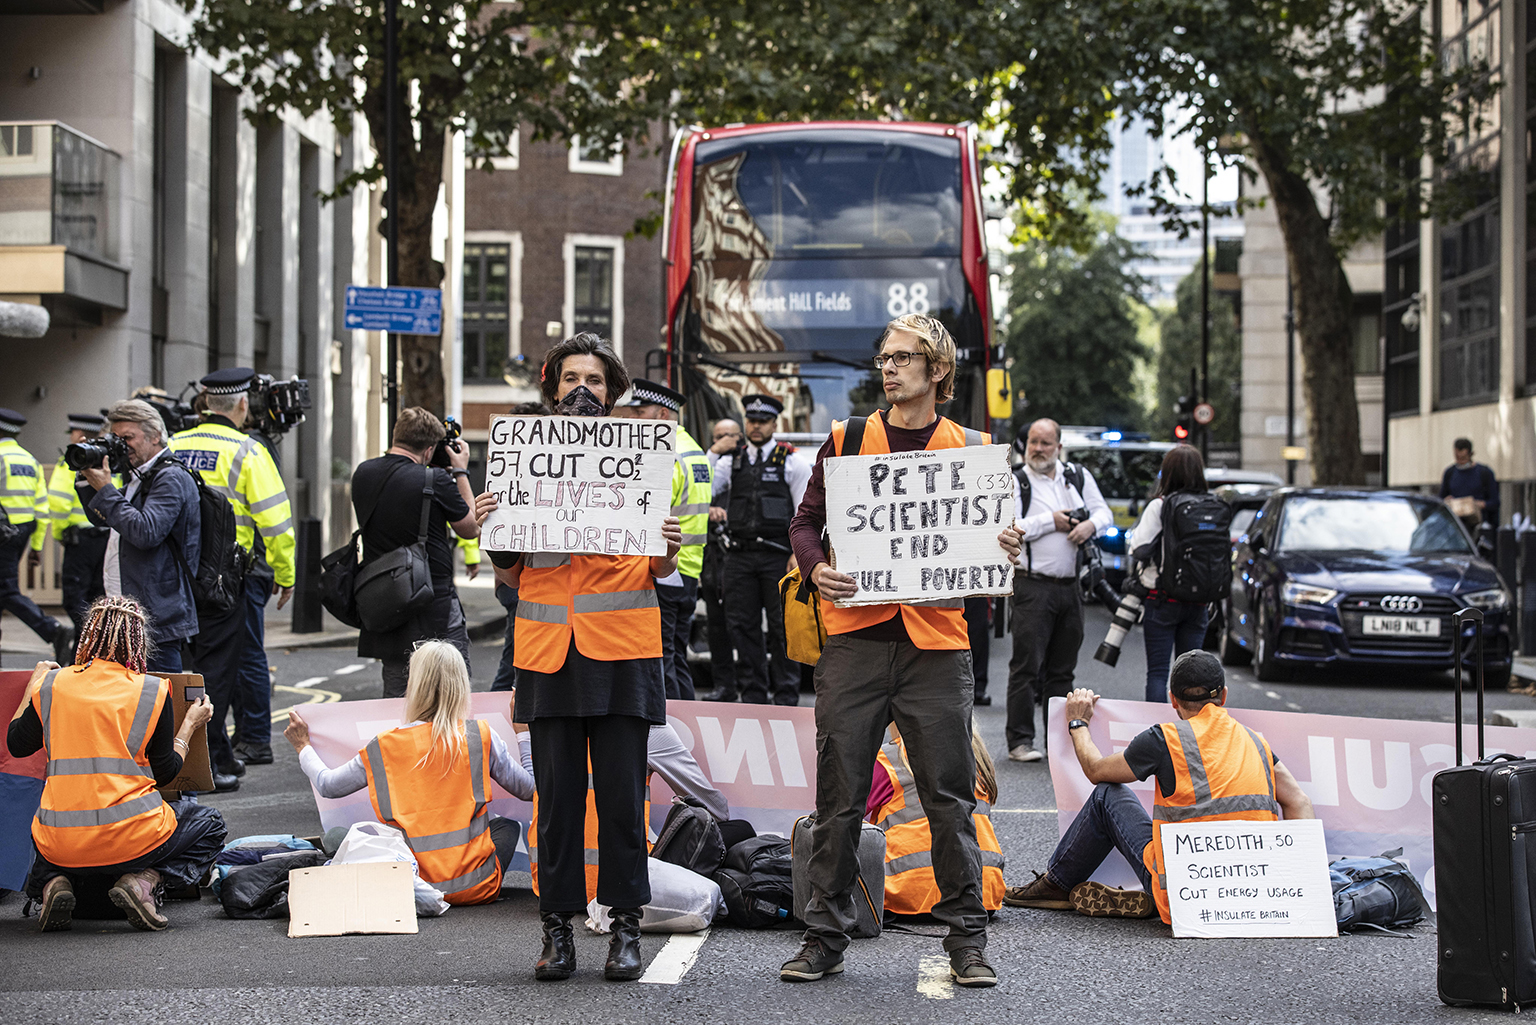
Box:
[1330,850,1431,934]
[790,814,885,939]
[650,795,728,876]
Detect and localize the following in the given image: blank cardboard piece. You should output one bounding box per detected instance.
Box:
[156,673,213,795]
[287,862,418,938]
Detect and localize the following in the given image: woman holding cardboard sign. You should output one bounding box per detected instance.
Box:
[481,332,682,983]
[7,594,227,932]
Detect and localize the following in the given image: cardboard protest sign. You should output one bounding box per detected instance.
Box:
[288,862,418,937]
[1046,696,1536,911]
[157,673,213,795]
[480,415,675,557]
[822,444,1015,606]
[1161,820,1338,938]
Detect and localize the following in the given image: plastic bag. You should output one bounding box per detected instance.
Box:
[586,857,724,934]
[330,821,450,917]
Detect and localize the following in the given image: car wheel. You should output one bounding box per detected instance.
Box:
[1219,602,1252,667]
[1254,603,1289,682]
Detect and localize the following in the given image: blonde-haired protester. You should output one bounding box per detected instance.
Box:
[480,332,683,983]
[6,595,226,932]
[285,641,533,905]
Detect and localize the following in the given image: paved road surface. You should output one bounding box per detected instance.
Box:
[3,604,1530,1023]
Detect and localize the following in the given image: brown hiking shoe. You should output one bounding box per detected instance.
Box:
[1001,870,1073,910]
[38,876,75,932]
[109,869,168,931]
[1069,881,1156,918]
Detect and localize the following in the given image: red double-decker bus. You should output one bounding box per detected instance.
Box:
[659,122,999,439]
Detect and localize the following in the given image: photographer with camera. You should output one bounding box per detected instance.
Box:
[1006,418,1112,763]
[41,413,114,633]
[0,408,73,663]
[169,368,296,771]
[75,400,201,680]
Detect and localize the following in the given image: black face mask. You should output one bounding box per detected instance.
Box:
[554,385,607,417]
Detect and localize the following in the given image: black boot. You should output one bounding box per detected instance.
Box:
[535,912,576,981]
[604,908,644,981]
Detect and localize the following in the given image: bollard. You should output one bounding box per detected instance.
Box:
[1522,532,1536,657]
[1498,525,1519,653]
[291,517,324,634]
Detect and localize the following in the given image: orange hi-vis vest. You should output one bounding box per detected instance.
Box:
[513,552,661,673]
[528,762,652,902]
[873,737,1005,914]
[30,661,177,868]
[822,414,988,649]
[1143,703,1282,923]
[362,720,502,905]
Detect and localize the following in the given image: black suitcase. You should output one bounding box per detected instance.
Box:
[1434,606,1536,1009]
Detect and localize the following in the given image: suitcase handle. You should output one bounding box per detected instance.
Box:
[1452,606,1486,767]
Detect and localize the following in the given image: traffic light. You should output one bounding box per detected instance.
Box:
[1173,394,1195,441]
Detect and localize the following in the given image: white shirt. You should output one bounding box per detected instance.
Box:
[102,445,171,598]
[710,437,811,509]
[1013,459,1113,578]
[1128,496,1165,589]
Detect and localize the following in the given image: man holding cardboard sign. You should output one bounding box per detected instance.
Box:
[780,314,1022,989]
[1004,650,1315,926]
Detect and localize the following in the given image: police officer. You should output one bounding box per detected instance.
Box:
[40,413,113,632]
[169,368,296,776]
[0,408,72,663]
[712,394,810,706]
[624,379,712,700]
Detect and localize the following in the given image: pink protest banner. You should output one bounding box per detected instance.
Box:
[1045,696,1536,910]
[298,697,820,863]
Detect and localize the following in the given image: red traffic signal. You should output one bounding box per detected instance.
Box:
[1173,423,1190,440]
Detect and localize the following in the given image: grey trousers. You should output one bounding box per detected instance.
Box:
[803,634,987,953]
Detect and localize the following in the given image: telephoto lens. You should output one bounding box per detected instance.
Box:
[1094,592,1145,666]
[64,432,132,474]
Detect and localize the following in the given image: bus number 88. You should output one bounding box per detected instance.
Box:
[886,282,930,317]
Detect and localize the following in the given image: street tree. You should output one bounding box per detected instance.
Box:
[1005,227,1150,434]
[991,0,1492,483]
[1155,265,1242,446]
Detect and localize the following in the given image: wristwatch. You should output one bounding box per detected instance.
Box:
[1068,718,1090,731]
[451,468,470,478]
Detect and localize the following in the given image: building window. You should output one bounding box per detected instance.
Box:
[462,242,511,382]
[569,135,623,176]
[1354,296,1383,374]
[467,123,518,171]
[1384,204,1421,414]
[563,234,624,355]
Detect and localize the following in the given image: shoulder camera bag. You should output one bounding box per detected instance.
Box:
[351,465,437,633]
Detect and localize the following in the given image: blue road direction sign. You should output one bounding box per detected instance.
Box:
[344,285,443,335]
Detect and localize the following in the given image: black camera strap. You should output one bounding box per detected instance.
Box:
[1014,460,1085,575]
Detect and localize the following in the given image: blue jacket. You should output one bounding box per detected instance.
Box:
[78,448,202,645]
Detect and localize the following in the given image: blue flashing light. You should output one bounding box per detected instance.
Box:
[1104,526,1120,539]
[1101,430,1123,442]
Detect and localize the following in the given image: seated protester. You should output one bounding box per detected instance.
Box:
[1003,650,1314,921]
[867,724,1005,916]
[8,595,228,932]
[285,641,532,905]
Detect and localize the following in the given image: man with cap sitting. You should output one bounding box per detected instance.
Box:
[35,413,114,633]
[624,380,712,700]
[168,367,296,775]
[710,394,811,706]
[0,409,73,663]
[1003,650,1314,922]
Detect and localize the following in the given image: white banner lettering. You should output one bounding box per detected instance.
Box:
[1162,820,1338,938]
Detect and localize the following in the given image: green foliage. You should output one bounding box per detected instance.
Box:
[1154,266,1242,445]
[1005,228,1150,435]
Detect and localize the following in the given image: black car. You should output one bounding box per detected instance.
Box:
[1216,488,1513,686]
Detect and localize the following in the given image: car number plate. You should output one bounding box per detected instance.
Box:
[1362,615,1440,637]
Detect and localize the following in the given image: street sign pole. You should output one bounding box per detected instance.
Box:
[384,0,399,428]
[1199,150,1210,462]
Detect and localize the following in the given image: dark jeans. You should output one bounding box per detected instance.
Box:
[725,546,796,705]
[0,527,60,642]
[700,543,735,696]
[491,584,518,692]
[804,635,985,953]
[965,595,991,697]
[656,575,698,700]
[1006,575,1083,749]
[25,798,228,897]
[1045,782,1154,893]
[382,593,471,699]
[186,598,247,770]
[489,814,521,879]
[1142,598,1209,703]
[529,714,651,914]
[60,532,108,632]
[235,570,273,747]
[147,641,184,675]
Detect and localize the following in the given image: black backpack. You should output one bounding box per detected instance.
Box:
[1156,491,1233,602]
[158,458,250,615]
[650,796,727,876]
[1330,851,1429,933]
[713,836,798,928]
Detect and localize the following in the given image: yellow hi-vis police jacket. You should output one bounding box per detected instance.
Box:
[672,426,711,580]
[168,421,296,587]
[0,438,48,550]
[44,460,108,548]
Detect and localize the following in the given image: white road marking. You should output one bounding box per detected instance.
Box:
[991,808,1058,814]
[1248,682,1262,689]
[1264,690,1281,700]
[293,677,328,689]
[639,929,709,985]
[1286,702,1303,711]
[916,954,954,1000]
[333,664,366,676]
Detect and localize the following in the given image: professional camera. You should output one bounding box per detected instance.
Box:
[133,386,199,436]
[64,431,132,475]
[248,374,311,437]
[1094,572,1148,667]
[430,415,463,469]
